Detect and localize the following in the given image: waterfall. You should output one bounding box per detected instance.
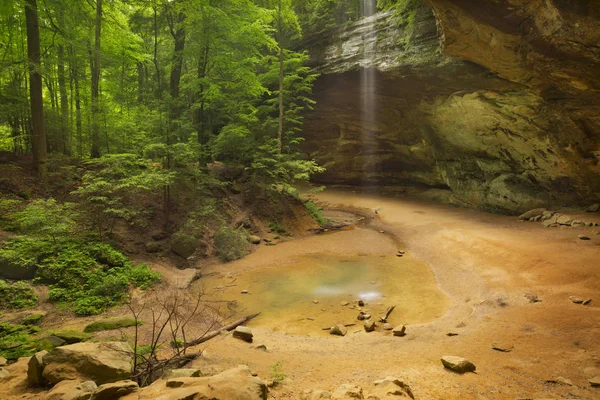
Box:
[360,0,377,186]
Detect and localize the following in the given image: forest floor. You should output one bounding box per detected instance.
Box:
[2,187,600,399]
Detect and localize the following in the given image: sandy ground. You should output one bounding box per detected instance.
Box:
[188,189,600,399]
[2,189,599,399]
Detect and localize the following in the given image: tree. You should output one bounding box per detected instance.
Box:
[25,0,47,176]
[91,0,103,158]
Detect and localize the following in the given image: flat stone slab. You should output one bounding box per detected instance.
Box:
[232,326,253,343]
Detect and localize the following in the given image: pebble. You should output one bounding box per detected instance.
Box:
[590,376,600,387]
[545,377,573,386]
[312,300,319,304]
[340,301,349,306]
[392,325,407,337]
[446,332,459,337]
[382,323,393,331]
[441,356,476,373]
[364,320,376,332]
[579,235,591,240]
[241,290,248,294]
[232,326,253,343]
[330,325,347,336]
[492,343,514,352]
[357,300,365,307]
[570,296,592,305]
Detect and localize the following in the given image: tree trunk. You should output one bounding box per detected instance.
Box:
[58,44,71,155]
[90,0,103,158]
[277,0,284,153]
[168,14,185,117]
[25,0,47,176]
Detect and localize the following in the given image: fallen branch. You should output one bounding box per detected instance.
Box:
[321,323,356,330]
[379,305,395,323]
[185,312,261,347]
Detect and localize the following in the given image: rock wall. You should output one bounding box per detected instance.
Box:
[301,0,600,213]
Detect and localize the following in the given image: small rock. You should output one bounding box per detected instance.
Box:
[586,203,600,213]
[545,377,573,386]
[92,380,138,400]
[46,380,97,400]
[372,376,414,399]
[364,320,376,332]
[358,300,365,307]
[393,325,407,337]
[302,388,332,400]
[166,379,185,388]
[0,356,6,366]
[332,384,363,399]
[446,332,458,337]
[27,350,47,386]
[579,235,591,240]
[145,241,164,253]
[313,299,319,304]
[589,376,600,387]
[382,323,393,331]
[248,235,261,245]
[379,230,385,233]
[330,325,348,336]
[492,343,514,352]
[518,208,546,221]
[570,296,592,305]
[0,368,9,380]
[340,301,350,306]
[254,344,267,351]
[525,293,542,303]
[232,326,253,343]
[441,356,476,373]
[556,215,574,225]
[152,231,169,241]
[163,368,202,378]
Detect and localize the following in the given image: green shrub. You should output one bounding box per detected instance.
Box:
[84,318,141,333]
[21,313,44,326]
[127,264,161,289]
[214,227,248,262]
[304,201,326,225]
[268,222,288,235]
[0,322,39,360]
[0,280,38,309]
[74,296,112,316]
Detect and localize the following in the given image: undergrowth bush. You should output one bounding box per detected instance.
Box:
[0,322,39,360]
[214,227,248,262]
[0,280,38,309]
[304,201,326,225]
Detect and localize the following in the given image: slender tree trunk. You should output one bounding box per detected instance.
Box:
[153,2,161,97]
[58,44,71,155]
[169,16,185,114]
[74,62,83,157]
[90,0,103,158]
[277,0,284,153]
[25,0,47,176]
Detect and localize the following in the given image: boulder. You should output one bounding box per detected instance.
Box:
[589,376,600,387]
[46,380,97,400]
[171,234,197,258]
[52,331,91,344]
[145,242,165,253]
[232,326,253,343]
[163,369,203,379]
[518,208,546,221]
[330,325,348,336]
[248,235,262,245]
[119,365,267,400]
[92,380,138,400]
[441,356,476,373]
[27,350,47,386]
[364,320,376,333]
[540,211,556,221]
[369,376,414,399]
[0,257,38,280]
[556,215,574,225]
[0,356,7,366]
[332,384,364,399]
[302,389,333,400]
[392,325,406,337]
[42,342,134,386]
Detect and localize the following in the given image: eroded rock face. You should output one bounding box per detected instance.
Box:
[302,0,600,213]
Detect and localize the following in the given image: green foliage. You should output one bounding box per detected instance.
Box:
[0,322,39,360]
[21,313,44,326]
[268,222,288,235]
[10,199,77,243]
[270,361,286,382]
[0,280,38,310]
[84,318,141,333]
[51,330,92,344]
[214,227,248,262]
[304,201,327,225]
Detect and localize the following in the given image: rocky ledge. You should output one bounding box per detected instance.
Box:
[301,0,600,213]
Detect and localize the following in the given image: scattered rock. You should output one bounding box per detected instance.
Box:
[313,299,319,304]
[371,376,414,399]
[525,293,542,303]
[578,235,591,240]
[589,376,600,387]
[570,296,592,305]
[42,335,68,348]
[241,290,249,294]
[52,330,91,344]
[556,215,574,225]
[441,356,476,373]
[151,231,169,241]
[170,234,198,258]
[93,380,138,400]
[166,379,185,388]
[42,341,134,385]
[545,377,573,386]
[364,320,376,333]
[330,325,348,336]
[248,235,261,245]
[0,356,6,366]
[446,332,458,337]
[358,300,365,307]
[586,203,600,213]
[232,326,253,343]
[541,210,556,221]
[302,388,332,400]
[492,343,514,352]
[332,384,363,399]
[46,380,97,400]
[254,344,267,351]
[145,241,165,253]
[357,311,371,321]
[519,208,546,221]
[392,325,406,337]
[340,301,350,306]
[163,369,203,378]
[27,350,47,386]
[382,323,393,331]
[0,368,9,380]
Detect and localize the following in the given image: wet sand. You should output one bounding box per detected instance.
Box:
[192,188,600,399]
